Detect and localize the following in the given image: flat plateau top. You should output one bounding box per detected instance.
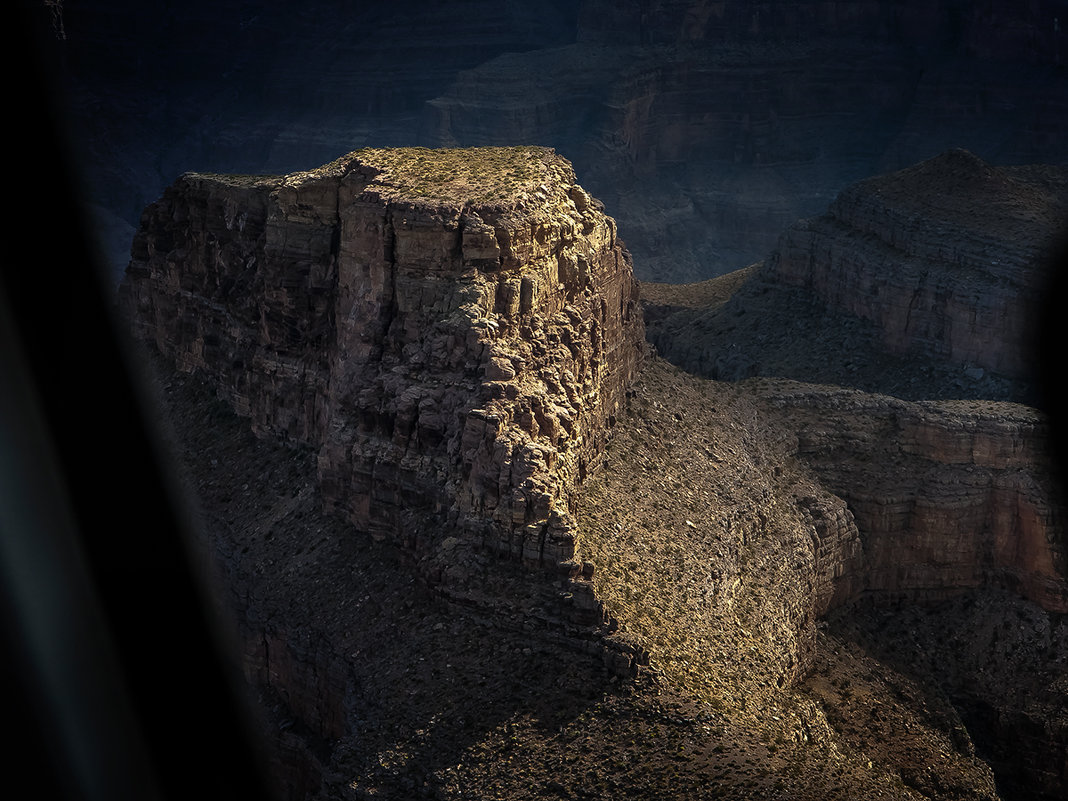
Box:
[847,148,1068,237]
[192,146,575,207]
[348,145,565,204]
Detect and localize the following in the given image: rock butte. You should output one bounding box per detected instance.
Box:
[122,145,643,573]
[120,146,646,665]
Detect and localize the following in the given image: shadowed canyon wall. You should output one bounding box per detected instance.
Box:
[767,150,1068,380]
[54,0,1068,284]
[646,151,1067,407]
[645,150,1068,615]
[757,382,1068,615]
[412,0,1068,280]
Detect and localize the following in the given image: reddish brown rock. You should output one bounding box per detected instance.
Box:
[757,380,1068,614]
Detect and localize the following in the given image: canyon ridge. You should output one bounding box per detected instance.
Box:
[119,144,1068,801]
[18,2,1066,798]
[56,0,1068,284]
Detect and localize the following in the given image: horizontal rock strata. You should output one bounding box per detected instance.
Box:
[755,380,1068,614]
[120,146,644,578]
[766,150,1068,379]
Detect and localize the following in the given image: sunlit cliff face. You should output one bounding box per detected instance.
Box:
[120,146,643,583]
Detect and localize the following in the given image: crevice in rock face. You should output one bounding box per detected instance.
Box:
[903,276,926,340]
[380,208,399,358]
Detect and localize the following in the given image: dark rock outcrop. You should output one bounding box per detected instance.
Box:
[821,591,1068,801]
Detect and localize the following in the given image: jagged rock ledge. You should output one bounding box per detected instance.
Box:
[120,146,644,596]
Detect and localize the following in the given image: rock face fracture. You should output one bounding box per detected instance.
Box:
[120,146,644,582]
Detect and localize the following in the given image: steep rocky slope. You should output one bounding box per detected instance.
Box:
[637,149,1068,800]
[575,360,1064,801]
[155,346,1067,801]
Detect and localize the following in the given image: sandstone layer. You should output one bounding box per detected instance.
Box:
[120,146,644,581]
[753,380,1068,615]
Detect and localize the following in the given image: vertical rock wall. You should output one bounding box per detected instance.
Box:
[120,147,644,578]
[759,383,1068,614]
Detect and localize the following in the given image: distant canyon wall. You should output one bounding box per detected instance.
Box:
[66,1,1068,283]
[767,150,1068,379]
[577,0,1067,59]
[425,3,1068,281]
